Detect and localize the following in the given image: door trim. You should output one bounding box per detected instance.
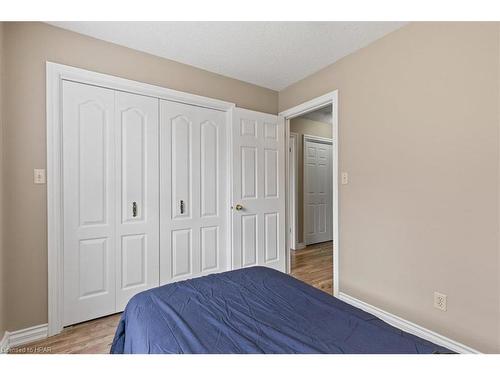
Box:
[288,132,299,253]
[279,90,339,297]
[47,62,235,336]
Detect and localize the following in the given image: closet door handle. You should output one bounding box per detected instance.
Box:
[180,200,185,214]
[132,202,138,218]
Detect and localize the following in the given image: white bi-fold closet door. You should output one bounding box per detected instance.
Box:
[62,81,159,326]
[159,100,228,285]
[60,77,284,327]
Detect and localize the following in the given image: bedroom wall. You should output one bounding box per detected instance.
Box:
[290,117,332,244]
[279,22,500,353]
[1,21,278,333]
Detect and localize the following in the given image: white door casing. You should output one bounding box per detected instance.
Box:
[114,91,159,311]
[303,137,333,245]
[159,100,227,285]
[288,132,299,251]
[62,81,117,326]
[231,108,286,272]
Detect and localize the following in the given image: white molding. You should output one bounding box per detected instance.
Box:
[0,324,49,353]
[338,293,481,354]
[280,91,338,119]
[288,132,299,252]
[295,242,306,250]
[47,62,236,336]
[280,90,339,297]
[303,134,333,145]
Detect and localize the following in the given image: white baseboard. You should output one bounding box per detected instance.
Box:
[294,243,306,250]
[338,292,480,354]
[0,324,48,353]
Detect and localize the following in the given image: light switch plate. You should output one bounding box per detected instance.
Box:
[341,172,349,185]
[34,169,46,184]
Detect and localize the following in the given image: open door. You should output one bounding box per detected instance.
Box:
[231,108,286,272]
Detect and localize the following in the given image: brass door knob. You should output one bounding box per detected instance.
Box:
[234,204,244,211]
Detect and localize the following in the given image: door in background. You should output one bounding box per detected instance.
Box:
[303,137,333,245]
[231,108,286,272]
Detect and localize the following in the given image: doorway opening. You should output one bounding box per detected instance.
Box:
[280,91,339,297]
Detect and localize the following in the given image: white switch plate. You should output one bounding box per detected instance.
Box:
[433,292,447,311]
[341,172,349,185]
[34,169,46,184]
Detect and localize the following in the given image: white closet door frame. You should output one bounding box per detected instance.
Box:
[47,62,235,336]
[279,90,339,297]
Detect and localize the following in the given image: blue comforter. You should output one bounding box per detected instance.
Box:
[110,266,451,354]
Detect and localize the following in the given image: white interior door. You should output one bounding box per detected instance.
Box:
[232,108,285,272]
[303,138,333,245]
[159,100,227,285]
[63,81,116,326]
[114,91,159,311]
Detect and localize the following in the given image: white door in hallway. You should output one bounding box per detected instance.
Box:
[303,137,333,245]
[159,100,228,285]
[231,108,286,272]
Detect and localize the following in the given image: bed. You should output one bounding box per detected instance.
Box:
[110,266,452,354]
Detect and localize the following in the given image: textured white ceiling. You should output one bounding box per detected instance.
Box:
[47,21,407,91]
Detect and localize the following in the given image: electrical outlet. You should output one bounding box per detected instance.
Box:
[434,292,447,311]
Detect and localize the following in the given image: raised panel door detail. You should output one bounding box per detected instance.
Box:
[114,91,159,313]
[264,122,277,139]
[241,146,257,199]
[172,229,192,277]
[264,213,279,262]
[200,121,218,217]
[303,140,333,245]
[232,108,285,272]
[121,234,146,289]
[160,100,227,286]
[264,149,278,198]
[240,119,257,137]
[63,81,116,326]
[242,214,257,267]
[201,226,218,271]
[79,238,108,299]
[121,108,145,223]
[78,101,108,226]
[172,116,191,219]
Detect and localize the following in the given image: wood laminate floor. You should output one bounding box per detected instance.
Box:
[11,241,333,354]
[290,241,333,295]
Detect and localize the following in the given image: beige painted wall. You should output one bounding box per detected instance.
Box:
[0,21,5,340]
[1,21,278,332]
[280,22,500,353]
[290,117,332,244]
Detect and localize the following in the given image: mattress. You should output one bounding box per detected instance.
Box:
[110,266,452,354]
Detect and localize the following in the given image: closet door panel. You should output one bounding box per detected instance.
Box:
[63,81,116,326]
[115,91,159,311]
[160,100,227,285]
